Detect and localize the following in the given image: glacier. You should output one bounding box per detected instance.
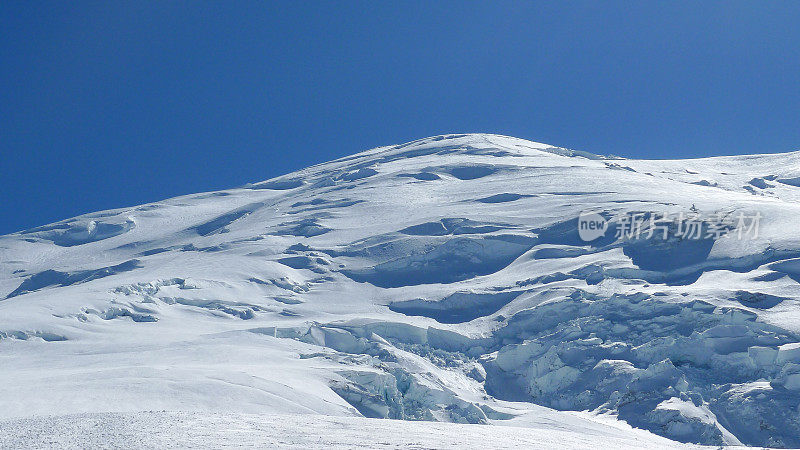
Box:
[2,133,800,447]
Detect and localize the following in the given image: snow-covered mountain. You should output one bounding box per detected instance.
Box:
[3,134,800,447]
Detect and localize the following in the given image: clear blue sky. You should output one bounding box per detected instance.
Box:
[2,1,799,234]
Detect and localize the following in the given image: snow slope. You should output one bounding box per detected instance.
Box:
[0,411,698,450]
[2,134,800,447]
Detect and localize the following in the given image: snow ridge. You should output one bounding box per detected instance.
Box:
[2,133,800,447]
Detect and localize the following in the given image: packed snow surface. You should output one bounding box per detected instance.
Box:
[2,134,800,447]
[0,411,696,449]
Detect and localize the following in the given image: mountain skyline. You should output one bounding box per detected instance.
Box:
[4,134,800,447]
[3,1,800,235]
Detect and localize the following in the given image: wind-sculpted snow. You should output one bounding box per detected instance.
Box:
[388,291,522,323]
[6,259,141,298]
[342,234,537,288]
[397,171,441,181]
[20,217,136,247]
[247,178,304,190]
[475,192,535,203]
[398,218,514,236]
[771,258,800,283]
[2,134,800,447]
[191,202,265,236]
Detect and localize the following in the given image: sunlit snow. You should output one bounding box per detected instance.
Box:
[3,134,800,447]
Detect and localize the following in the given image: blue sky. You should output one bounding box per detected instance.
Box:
[2,1,799,234]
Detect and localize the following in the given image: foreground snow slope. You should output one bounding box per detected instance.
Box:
[2,134,800,447]
[0,411,698,450]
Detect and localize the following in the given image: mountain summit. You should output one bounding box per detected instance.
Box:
[3,134,800,447]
